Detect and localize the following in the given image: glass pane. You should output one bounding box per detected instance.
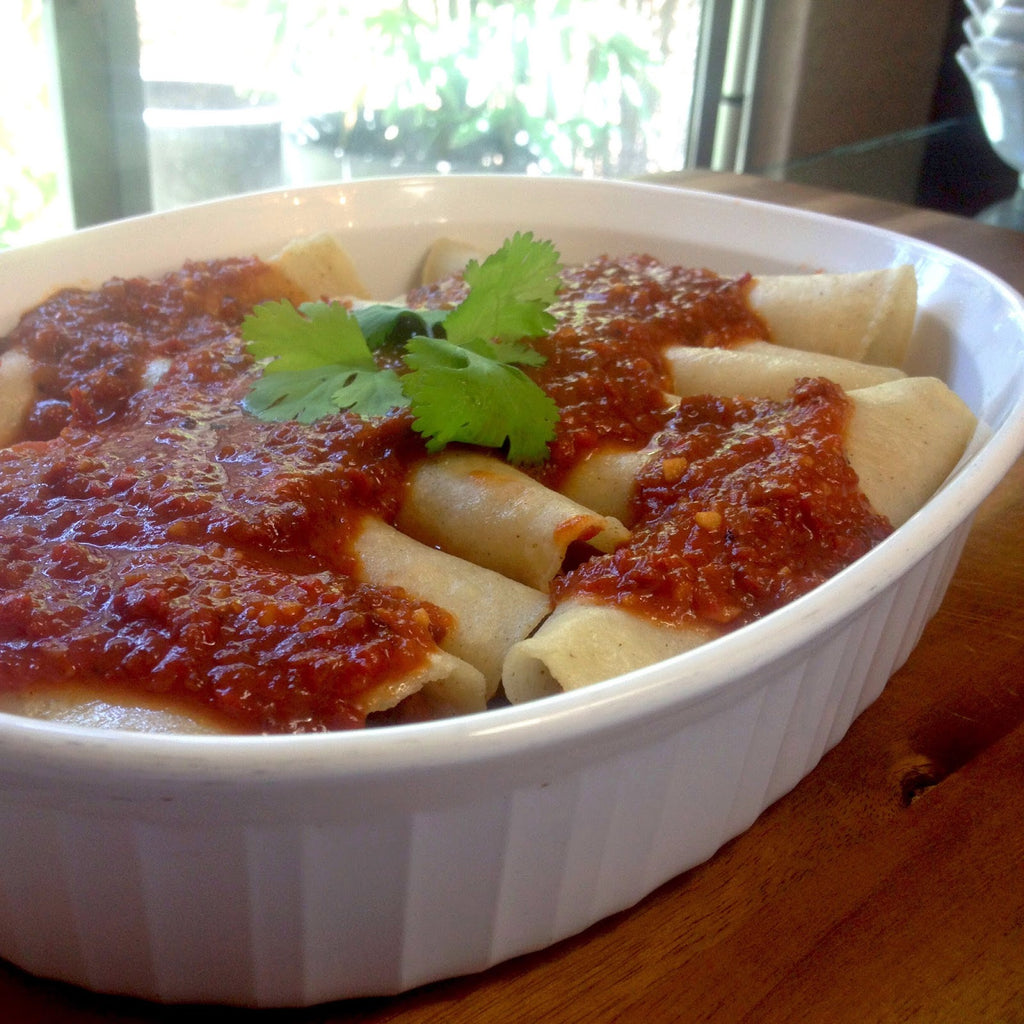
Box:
[135,0,704,211]
[0,0,73,248]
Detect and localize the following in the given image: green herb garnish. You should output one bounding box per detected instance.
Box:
[241,232,561,463]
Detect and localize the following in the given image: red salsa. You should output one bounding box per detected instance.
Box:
[410,253,769,484]
[0,262,438,732]
[0,252,889,731]
[553,378,892,626]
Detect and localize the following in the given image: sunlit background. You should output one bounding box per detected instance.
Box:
[1,2,67,247]
[1,1,1016,250]
[1,0,701,248]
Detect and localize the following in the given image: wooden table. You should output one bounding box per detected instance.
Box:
[3,172,1023,1022]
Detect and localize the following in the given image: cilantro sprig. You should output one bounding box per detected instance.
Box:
[241,232,562,463]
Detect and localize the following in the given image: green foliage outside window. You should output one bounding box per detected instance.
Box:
[0,0,65,250]
[2,1,694,247]
[236,0,682,177]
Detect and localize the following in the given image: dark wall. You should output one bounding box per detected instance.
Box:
[916,7,1019,216]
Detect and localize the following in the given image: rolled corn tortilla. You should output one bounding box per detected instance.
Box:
[0,688,248,734]
[0,520,502,734]
[353,515,550,696]
[396,451,629,591]
[502,599,716,703]
[0,350,35,447]
[505,375,978,700]
[417,237,918,369]
[842,376,979,528]
[419,237,489,287]
[0,518,529,735]
[355,647,488,719]
[0,252,320,446]
[268,231,371,300]
[560,446,644,527]
[746,266,918,367]
[564,377,976,529]
[664,339,905,401]
[573,344,909,528]
[0,638,489,732]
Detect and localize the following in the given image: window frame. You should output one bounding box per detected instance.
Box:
[44,0,150,228]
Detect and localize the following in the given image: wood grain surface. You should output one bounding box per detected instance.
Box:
[1,171,1022,1023]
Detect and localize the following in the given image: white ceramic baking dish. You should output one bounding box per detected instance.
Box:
[0,176,1022,1007]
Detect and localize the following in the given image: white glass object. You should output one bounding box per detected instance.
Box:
[966,0,1024,39]
[957,44,1024,226]
[964,15,1024,65]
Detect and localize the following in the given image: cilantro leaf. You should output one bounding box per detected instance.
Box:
[242,301,407,421]
[443,232,561,347]
[483,336,549,367]
[243,300,373,372]
[402,336,558,463]
[244,365,406,423]
[352,305,448,348]
[332,366,408,417]
[241,233,564,462]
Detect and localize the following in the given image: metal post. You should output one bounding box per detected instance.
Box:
[43,0,151,229]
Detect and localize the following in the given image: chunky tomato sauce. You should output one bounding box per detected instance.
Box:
[553,378,892,626]
[0,262,439,732]
[0,251,888,731]
[7,259,307,441]
[410,253,769,483]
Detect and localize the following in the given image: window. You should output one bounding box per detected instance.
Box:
[0,2,972,250]
[1,0,706,247]
[137,0,703,202]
